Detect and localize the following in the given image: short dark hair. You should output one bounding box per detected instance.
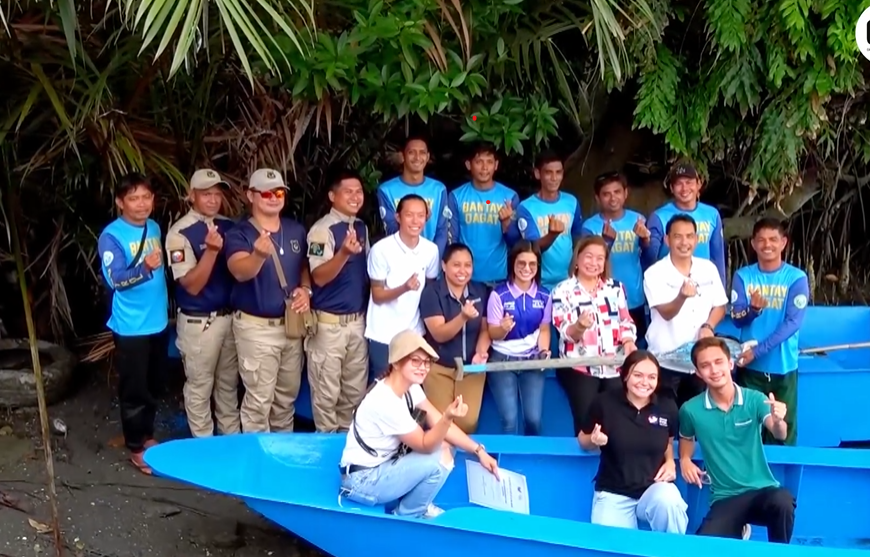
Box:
[403,135,429,150]
[665,214,697,235]
[690,337,731,367]
[466,141,498,161]
[506,240,542,285]
[327,168,364,191]
[593,171,628,195]
[535,150,563,169]
[442,242,473,263]
[752,217,787,238]
[396,193,429,215]
[115,173,153,199]
[619,349,661,386]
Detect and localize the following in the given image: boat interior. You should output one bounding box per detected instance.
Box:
[146,432,870,555]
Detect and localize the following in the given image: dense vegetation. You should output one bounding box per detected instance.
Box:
[1,0,869,350]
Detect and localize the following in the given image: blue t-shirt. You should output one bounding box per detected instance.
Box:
[645,201,726,286]
[224,218,308,318]
[582,210,645,310]
[98,218,169,336]
[513,192,584,291]
[731,263,809,374]
[376,176,449,254]
[447,182,521,283]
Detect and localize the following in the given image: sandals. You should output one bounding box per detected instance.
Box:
[130,438,159,475]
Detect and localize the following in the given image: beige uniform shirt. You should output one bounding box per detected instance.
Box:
[165,210,232,280]
[307,209,371,272]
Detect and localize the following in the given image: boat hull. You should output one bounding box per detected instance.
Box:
[144,433,870,556]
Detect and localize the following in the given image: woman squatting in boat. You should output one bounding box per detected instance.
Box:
[578,350,688,534]
[337,329,499,518]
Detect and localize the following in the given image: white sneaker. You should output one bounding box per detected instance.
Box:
[423,504,445,519]
[742,524,752,540]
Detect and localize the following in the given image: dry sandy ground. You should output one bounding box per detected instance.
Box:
[0,373,325,557]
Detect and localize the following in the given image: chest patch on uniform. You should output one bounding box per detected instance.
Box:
[309,242,324,257]
[170,250,185,263]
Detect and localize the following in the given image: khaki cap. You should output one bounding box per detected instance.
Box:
[249,168,288,192]
[389,330,438,364]
[190,169,228,190]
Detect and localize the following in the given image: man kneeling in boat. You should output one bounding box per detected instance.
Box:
[578,350,688,533]
[338,329,500,519]
[679,337,795,543]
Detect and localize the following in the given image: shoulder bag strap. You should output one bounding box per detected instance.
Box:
[248,217,290,298]
[128,222,149,270]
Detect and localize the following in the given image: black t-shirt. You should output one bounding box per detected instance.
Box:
[581,389,679,500]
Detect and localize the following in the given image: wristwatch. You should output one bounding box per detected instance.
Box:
[300,285,313,297]
[700,323,714,332]
[474,443,486,456]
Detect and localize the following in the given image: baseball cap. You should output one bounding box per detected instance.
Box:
[248,168,288,192]
[189,169,228,190]
[668,160,700,182]
[389,330,439,364]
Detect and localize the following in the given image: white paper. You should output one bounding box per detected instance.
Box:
[465,461,530,515]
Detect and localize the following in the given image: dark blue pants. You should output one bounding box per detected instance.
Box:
[367,339,390,384]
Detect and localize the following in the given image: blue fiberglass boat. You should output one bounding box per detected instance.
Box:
[145,433,870,557]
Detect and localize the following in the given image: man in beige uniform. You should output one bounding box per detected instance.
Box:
[306,170,370,432]
[165,169,240,437]
[224,169,312,432]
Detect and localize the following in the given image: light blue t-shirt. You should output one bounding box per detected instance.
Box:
[645,201,726,286]
[513,192,584,291]
[582,210,645,310]
[376,176,449,254]
[731,263,809,374]
[98,217,169,336]
[447,182,521,283]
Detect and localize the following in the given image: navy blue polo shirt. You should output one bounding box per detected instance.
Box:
[224,218,307,318]
[419,279,488,366]
[309,212,368,315]
[173,218,235,313]
[581,389,679,500]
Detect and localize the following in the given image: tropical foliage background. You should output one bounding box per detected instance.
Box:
[0,0,869,357]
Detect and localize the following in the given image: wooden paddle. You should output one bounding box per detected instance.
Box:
[453,340,870,380]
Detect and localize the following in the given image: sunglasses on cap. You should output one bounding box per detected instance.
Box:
[257,189,286,200]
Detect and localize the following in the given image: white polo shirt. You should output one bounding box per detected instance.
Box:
[364,233,440,344]
[644,256,728,354]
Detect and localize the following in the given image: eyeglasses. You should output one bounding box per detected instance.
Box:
[258,189,286,200]
[516,261,538,268]
[408,356,433,370]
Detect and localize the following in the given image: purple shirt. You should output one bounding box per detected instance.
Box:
[487,281,552,357]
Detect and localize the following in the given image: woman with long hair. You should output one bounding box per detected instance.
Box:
[419,243,491,433]
[486,241,552,435]
[552,236,638,435]
[338,329,499,519]
[578,350,687,533]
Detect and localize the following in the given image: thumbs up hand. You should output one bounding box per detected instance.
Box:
[633,216,651,241]
[602,219,617,240]
[589,424,608,447]
[498,199,513,222]
[764,392,787,423]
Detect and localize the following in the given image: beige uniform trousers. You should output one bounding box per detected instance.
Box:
[423,362,486,434]
[176,312,240,437]
[233,311,304,433]
[306,311,368,433]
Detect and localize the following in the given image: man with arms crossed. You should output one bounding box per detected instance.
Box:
[643,214,727,407]
[731,218,808,446]
[680,337,795,543]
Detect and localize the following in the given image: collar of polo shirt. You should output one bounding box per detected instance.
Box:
[704,385,744,410]
[436,278,470,301]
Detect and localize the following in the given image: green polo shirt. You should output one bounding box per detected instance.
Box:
[679,385,779,504]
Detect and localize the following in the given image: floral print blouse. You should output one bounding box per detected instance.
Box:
[551,276,637,378]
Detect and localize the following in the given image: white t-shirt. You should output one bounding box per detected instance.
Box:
[644,256,728,354]
[364,233,440,344]
[340,381,427,468]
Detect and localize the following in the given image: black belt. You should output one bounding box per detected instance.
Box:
[339,464,372,475]
[179,309,232,317]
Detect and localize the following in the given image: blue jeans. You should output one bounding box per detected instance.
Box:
[367,339,390,384]
[340,450,452,517]
[590,482,688,533]
[486,351,546,435]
